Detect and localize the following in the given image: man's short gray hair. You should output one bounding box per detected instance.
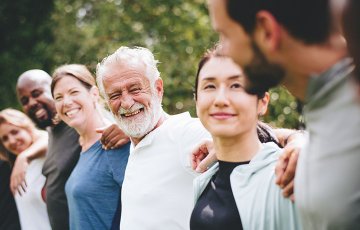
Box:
[96,46,160,99]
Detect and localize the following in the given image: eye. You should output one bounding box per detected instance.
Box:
[70,90,79,95]
[10,129,19,135]
[129,88,141,94]
[230,83,242,89]
[230,83,243,89]
[109,93,121,101]
[203,84,216,90]
[32,90,42,98]
[20,97,29,106]
[54,95,63,102]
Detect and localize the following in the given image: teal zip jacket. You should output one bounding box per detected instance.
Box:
[193,142,302,230]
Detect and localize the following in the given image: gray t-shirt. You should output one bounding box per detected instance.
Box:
[42,121,81,230]
[295,58,360,229]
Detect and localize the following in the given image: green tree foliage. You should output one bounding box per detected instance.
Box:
[0,0,54,110]
[0,0,301,128]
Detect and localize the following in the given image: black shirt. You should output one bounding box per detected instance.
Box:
[0,160,21,230]
[190,160,250,230]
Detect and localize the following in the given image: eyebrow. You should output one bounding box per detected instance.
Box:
[201,75,242,81]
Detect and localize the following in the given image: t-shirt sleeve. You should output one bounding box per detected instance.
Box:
[106,142,131,185]
[177,118,211,173]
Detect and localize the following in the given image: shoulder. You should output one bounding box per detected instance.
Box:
[165,112,209,138]
[104,142,130,162]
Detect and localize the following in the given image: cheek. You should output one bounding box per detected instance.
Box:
[195,96,211,116]
[54,102,62,114]
[109,100,120,114]
[18,131,32,146]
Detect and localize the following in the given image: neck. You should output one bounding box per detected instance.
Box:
[77,111,106,151]
[280,34,347,101]
[131,111,168,146]
[213,129,261,162]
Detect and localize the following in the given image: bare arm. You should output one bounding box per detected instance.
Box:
[11,130,48,195]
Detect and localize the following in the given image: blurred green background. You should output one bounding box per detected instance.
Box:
[0,0,301,128]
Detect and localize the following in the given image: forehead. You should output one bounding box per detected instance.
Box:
[17,78,47,96]
[0,122,19,134]
[53,76,84,92]
[199,57,243,80]
[102,63,149,90]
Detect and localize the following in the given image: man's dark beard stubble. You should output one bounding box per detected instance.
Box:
[29,106,54,129]
[243,41,286,95]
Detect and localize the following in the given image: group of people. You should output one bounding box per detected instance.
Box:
[1,0,360,229]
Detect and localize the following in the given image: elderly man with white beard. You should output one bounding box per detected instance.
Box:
[96,46,211,230]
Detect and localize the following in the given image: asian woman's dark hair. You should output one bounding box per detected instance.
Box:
[195,46,281,147]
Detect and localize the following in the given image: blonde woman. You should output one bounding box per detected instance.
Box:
[0,109,50,230]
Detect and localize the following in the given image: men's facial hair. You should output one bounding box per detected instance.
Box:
[28,104,54,129]
[243,41,285,95]
[114,90,162,139]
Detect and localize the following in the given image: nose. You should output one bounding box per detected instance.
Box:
[214,86,229,107]
[8,135,17,146]
[120,93,135,110]
[63,95,73,106]
[28,97,39,109]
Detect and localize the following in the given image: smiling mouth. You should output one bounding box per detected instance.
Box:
[121,108,143,117]
[35,108,48,119]
[211,113,236,120]
[65,108,80,118]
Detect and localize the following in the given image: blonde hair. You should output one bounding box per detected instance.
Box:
[0,108,36,162]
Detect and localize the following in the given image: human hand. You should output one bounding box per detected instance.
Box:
[10,154,29,196]
[191,140,217,173]
[275,131,306,202]
[96,124,130,150]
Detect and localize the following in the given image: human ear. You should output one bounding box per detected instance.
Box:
[257,92,270,116]
[253,10,282,53]
[155,78,164,98]
[90,86,100,102]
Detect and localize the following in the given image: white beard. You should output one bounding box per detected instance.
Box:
[114,94,162,138]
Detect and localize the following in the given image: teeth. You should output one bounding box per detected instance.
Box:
[123,110,141,117]
[65,108,80,117]
[35,109,46,118]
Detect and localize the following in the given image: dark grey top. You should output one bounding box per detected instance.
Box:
[42,121,81,230]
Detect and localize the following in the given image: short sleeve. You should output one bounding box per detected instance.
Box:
[106,142,131,185]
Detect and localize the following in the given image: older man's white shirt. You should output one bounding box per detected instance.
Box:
[120,112,210,230]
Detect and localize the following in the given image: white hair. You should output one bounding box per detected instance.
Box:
[96,46,160,100]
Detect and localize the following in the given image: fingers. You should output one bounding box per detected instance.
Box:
[95,127,106,134]
[191,150,206,170]
[100,124,129,149]
[191,142,210,170]
[282,180,294,198]
[275,154,289,186]
[10,172,26,195]
[195,153,217,173]
[290,194,295,202]
[110,138,131,149]
[279,147,299,188]
[12,179,27,196]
